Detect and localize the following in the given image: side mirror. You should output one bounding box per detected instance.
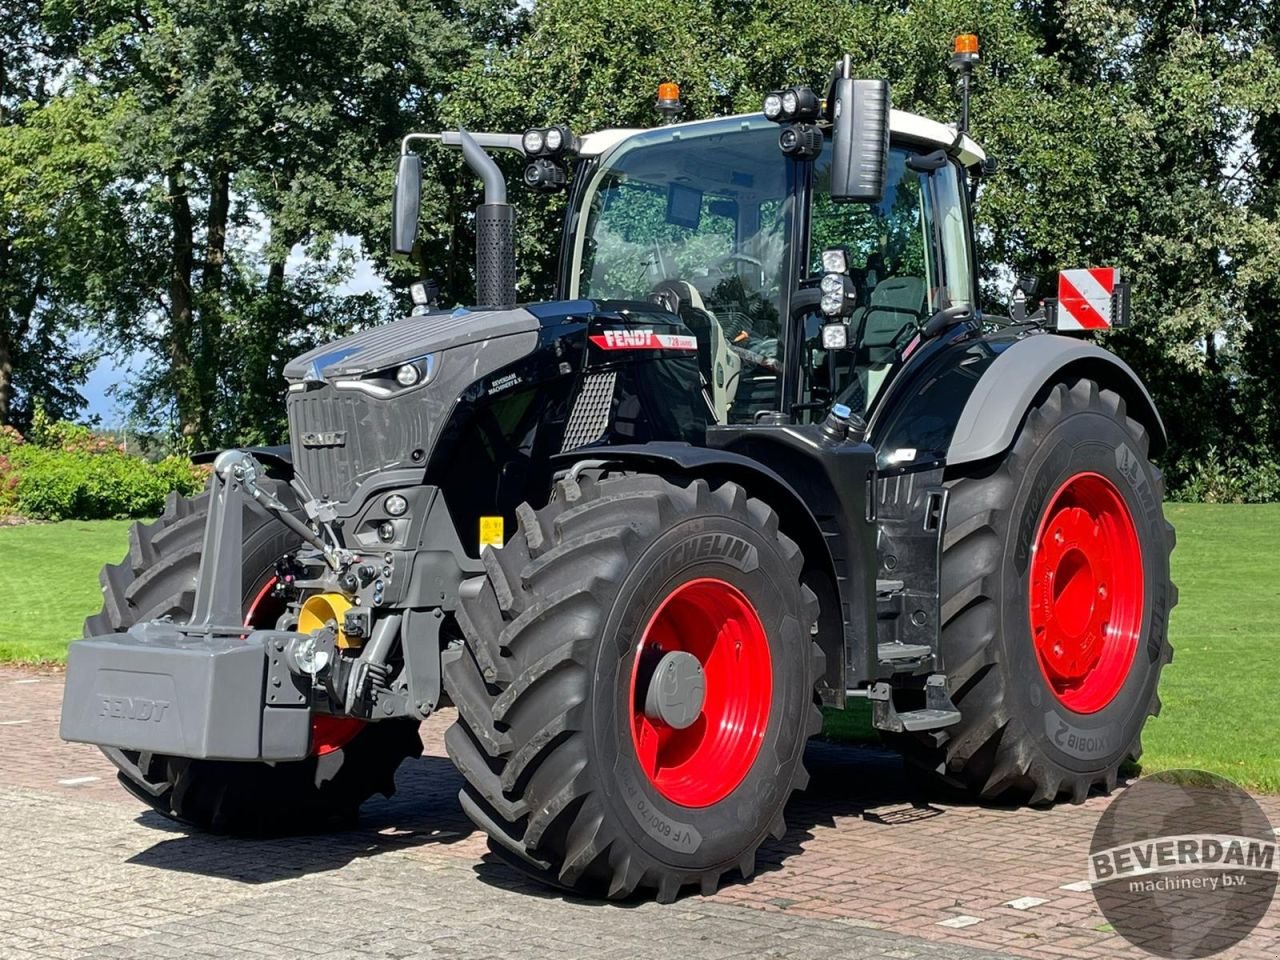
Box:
[829,77,891,203]
[391,153,422,255]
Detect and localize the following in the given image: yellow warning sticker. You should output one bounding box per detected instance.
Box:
[479,515,505,549]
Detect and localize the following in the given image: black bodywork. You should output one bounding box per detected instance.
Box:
[271,299,1166,710]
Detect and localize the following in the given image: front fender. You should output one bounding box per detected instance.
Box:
[193,444,294,477]
[550,440,875,706]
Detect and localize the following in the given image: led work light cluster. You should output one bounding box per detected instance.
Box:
[762,86,824,160]
[521,125,577,192]
[818,247,857,349]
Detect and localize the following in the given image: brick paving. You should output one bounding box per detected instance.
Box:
[2,665,1277,959]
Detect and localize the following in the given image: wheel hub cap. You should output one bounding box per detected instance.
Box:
[629,578,772,808]
[643,651,706,730]
[1029,472,1144,714]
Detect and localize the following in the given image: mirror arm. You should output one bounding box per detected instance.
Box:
[922,304,974,339]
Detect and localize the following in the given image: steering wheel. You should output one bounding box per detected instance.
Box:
[711,252,766,290]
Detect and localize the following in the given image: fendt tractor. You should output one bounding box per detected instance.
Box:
[62,37,1176,902]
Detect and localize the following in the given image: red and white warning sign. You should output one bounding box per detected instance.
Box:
[1057,268,1120,330]
[589,329,698,351]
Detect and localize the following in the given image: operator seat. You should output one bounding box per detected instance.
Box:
[650,279,742,423]
[856,275,926,404]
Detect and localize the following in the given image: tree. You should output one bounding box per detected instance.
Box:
[41,0,492,446]
[0,5,125,428]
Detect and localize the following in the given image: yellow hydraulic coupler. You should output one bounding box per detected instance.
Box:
[298,592,360,648]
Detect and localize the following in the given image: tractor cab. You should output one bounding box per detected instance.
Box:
[563,111,986,425]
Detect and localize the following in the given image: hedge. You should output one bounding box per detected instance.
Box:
[0,423,206,521]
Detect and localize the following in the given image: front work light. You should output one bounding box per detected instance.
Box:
[763,86,819,123]
[779,123,823,160]
[821,247,850,275]
[523,125,577,157]
[395,363,421,387]
[820,273,857,317]
[821,323,849,350]
[521,128,545,156]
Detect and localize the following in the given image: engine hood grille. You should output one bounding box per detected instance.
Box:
[287,386,427,503]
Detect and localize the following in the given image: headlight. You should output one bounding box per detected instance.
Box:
[763,92,783,120]
[395,363,421,387]
[384,494,409,517]
[544,127,563,152]
[781,89,798,117]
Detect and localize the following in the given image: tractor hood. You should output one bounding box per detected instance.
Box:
[283,306,540,384]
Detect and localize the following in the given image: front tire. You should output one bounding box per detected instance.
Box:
[444,473,822,901]
[894,379,1176,803]
[87,484,423,834]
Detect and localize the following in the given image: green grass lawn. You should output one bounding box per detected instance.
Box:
[2,505,1276,791]
[0,520,133,663]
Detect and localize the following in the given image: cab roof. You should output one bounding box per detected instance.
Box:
[579,109,987,170]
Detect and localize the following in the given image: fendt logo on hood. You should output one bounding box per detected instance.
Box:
[589,329,698,351]
[97,695,171,723]
[301,431,347,448]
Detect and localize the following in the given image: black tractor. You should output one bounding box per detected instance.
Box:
[63,44,1175,903]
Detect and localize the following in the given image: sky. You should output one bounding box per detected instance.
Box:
[79,241,389,426]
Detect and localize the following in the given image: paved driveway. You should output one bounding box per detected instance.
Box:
[2,667,1276,959]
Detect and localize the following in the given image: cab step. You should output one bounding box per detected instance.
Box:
[877,642,932,663]
[856,674,962,734]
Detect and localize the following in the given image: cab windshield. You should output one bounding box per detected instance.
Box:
[571,118,793,423]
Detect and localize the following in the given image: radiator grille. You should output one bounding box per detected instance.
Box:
[288,387,429,503]
[561,371,616,452]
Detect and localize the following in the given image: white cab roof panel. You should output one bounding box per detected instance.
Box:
[579,110,986,169]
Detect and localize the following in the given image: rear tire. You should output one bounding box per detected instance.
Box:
[891,379,1176,803]
[86,484,422,834]
[444,473,822,901]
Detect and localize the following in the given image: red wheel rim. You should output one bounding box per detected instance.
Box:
[628,578,772,807]
[245,576,363,757]
[1029,472,1144,714]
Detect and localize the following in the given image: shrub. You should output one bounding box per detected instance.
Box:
[0,422,205,521]
[1170,449,1280,504]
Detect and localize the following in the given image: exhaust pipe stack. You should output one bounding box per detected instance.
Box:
[390,128,518,310]
[458,128,517,310]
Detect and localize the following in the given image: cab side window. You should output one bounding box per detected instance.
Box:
[802,149,972,414]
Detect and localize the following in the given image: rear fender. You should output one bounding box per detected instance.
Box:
[872,333,1166,471]
[948,335,1165,465]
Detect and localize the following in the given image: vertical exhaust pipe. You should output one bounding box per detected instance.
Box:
[458,128,517,309]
